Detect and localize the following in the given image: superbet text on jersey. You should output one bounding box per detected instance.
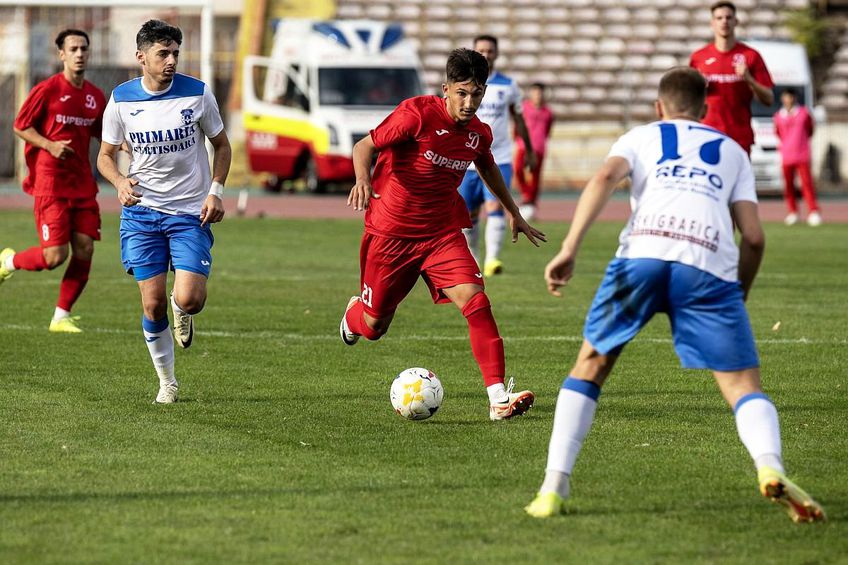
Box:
[366,95,495,239]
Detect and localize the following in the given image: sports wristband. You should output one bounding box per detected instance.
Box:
[209,181,224,198]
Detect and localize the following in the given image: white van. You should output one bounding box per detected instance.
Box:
[243,19,426,191]
[746,39,818,193]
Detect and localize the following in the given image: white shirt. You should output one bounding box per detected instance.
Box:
[471,71,522,166]
[102,73,224,215]
[609,119,757,282]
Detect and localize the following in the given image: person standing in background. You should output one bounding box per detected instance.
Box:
[513,83,554,221]
[0,29,106,333]
[774,88,821,226]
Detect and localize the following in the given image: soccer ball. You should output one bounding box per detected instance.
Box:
[390,368,444,420]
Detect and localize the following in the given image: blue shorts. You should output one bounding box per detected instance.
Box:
[120,206,214,282]
[458,164,513,212]
[584,258,759,371]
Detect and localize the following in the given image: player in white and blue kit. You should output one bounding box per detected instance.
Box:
[97,20,231,404]
[525,68,824,522]
[458,35,537,277]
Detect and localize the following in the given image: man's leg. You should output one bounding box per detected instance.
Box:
[170,270,208,349]
[441,283,534,420]
[138,272,178,403]
[513,145,530,203]
[714,369,825,522]
[482,164,512,276]
[782,164,799,225]
[51,232,94,329]
[526,340,617,517]
[458,171,483,264]
[797,163,821,225]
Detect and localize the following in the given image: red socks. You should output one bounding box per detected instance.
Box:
[57,257,91,311]
[345,298,384,340]
[12,246,48,271]
[461,292,505,387]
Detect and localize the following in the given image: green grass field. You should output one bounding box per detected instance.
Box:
[0,209,845,563]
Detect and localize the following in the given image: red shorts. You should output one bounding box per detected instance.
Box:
[359,230,484,318]
[33,195,101,247]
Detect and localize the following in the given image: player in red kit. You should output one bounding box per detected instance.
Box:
[0,29,106,333]
[689,1,774,153]
[340,48,546,421]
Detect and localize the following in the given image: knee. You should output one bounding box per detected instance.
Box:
[73,240,94,260]
[571,354,613,384]
[43,247,69,269]
[176,293,206,315]
[142,298,168,321]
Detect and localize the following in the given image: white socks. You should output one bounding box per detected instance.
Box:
[463,223,480,264]
[142,316,176,387]
[734,393,784,473]
[541,377,601,497]
[485,214,506,263]
[53,307,71,321]
[3,253,15,271]
[486,382,507,404]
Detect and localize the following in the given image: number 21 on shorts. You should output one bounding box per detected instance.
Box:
[361,283,374,308]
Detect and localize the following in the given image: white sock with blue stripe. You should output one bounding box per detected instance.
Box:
[485,212,505,263]
[540,376,601,499]
[734,392,784,473]
[142,315,176,387]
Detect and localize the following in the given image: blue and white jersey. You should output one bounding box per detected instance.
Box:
[472,71,522,166]
[102,74,225,216]
[610,119,757,282]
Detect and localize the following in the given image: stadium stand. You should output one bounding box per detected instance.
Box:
[334,0,845,186]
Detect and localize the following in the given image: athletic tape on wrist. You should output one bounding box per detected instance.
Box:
[209,181,224,198]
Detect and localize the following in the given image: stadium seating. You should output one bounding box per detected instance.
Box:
[335,0,811,122]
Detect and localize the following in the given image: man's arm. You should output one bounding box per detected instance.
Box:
[730,200,765,301]
[476,159,545,246]
[347,135,380,211]
[510,107,537,169]
[200,129,231,226]
[735,60,774,106]
[13,126,74,160]
[97,141,141,206]
[544,156,630,296]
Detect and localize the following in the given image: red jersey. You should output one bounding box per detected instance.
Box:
[366,96,495,239]
[690,42,773,151]
[14,73,106,197]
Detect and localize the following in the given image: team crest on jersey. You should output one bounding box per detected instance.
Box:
[181,108,194,126]
[85,94,97,109]
[465,132,480,150]
[732,53,746,66]
[498,91,505,101]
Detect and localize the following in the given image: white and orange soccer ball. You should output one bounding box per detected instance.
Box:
[390,368,444,420]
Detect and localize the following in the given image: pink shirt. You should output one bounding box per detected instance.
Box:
[516,100,554,156]
[774,105,814,165]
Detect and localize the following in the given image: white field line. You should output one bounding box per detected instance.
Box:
[0,323,844,345]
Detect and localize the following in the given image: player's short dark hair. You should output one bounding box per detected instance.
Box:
[658,67,707,116]
[710,1,736,14]
[55,29,90,50]
[530,82,546,90]
[446,48,489,86]
[136,19,183,51]
[473,35,498,48]
[782,87,798,98]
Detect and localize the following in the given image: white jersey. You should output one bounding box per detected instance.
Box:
[609,119,757,282]
[102,73,225,216]
[471,71,522,166]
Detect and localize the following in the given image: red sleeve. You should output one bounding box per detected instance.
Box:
[370,101,421,150]
[805,110,814,137]
[14,81,49,132]
[91,90,107,140]
[749,52,774,88]
[474,125,496,169]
